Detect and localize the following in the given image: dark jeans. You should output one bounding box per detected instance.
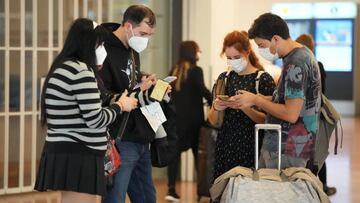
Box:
[318,162,327,185]
[103,141,156,203]
[167,146,198,192]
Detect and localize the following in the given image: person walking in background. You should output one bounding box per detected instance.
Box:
[208,31,276,180]
[296,33,337,196]
[34,18,138,203]
[166,41,212,202]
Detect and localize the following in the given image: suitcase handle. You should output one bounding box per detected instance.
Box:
[255,124,282,170]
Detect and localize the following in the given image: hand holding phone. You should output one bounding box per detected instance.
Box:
[217,95,230,101]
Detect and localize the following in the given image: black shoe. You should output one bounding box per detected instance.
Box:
[165,191,180,202]
[324,186,337,196]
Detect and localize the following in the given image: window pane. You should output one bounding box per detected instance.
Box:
[25,51,32,111]
[78,0,85,18]
[36,118,45,167]
[37,51,48,111]
[9,51,20,112]
[53,51,58,59]
[24,115,32,186]
[148,0,170,78]
[102,0,109,23]
[25,0,33,47]
[87,0,97,21]
[53,0,59,47]
[63,0,75,42]
[38,0,48,47]
[8,116,20,188]
[0,51,4,112]
[10,0,21,47]
[0,116,4,189]
[0,0,5,46]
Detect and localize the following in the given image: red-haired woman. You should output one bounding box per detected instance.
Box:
[208,31,276,180]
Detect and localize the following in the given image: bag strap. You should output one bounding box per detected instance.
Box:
[224,69,231,85]
[117,50,138,141]
[255,71,265,94]
[334,119,344,155]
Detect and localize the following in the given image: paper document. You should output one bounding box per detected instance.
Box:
[140,102,167,132]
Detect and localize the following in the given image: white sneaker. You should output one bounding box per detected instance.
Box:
[165,192,180,202]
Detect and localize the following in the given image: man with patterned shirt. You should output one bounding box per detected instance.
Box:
[233,13,321,169]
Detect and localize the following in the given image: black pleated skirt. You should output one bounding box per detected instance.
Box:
[34,141,106,196]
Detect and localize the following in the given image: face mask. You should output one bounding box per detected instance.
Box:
[128,27,149,53]
[95,44,107,65]
[258,39,279,61]
[227,58,248,73]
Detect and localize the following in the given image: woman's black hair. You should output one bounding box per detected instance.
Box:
[40,18,108,127]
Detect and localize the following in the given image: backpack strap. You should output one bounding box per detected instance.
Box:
[334,124,338,155]
[334,119,344,155]
[255,71,265,94]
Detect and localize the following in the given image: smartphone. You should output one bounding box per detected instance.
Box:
[217,95,230,101]
[163,76,177,83]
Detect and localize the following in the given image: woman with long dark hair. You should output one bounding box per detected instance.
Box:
[34,18,138,202]
[165,41,212,201]
[208,31,276,180]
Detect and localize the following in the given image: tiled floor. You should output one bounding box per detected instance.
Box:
[0,117,358,203]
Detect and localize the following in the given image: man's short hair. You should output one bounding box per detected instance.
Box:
[248,13,290,40]
[122,5,156,28]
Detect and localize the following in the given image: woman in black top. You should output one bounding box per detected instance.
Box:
[165,41,212,201]
[208,31,276,180]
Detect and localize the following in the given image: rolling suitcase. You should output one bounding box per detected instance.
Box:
[210,124,330,203]
[197,122,217,201]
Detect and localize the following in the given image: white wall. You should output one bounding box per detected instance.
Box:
[185,0,360,114]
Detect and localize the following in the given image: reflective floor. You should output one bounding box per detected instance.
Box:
[0,117,358,203]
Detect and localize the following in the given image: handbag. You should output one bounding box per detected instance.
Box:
[211,70,231,128]
[150,101,178,167]
[104,132,121,177]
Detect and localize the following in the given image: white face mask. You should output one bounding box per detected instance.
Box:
[227,58,248,73]
[258,39,279,61]
[258,47,279,61]
[95,44,107,65]
[128,28,149,53]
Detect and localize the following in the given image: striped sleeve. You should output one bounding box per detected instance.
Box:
[72,69,121,129]
[128,85,171,107]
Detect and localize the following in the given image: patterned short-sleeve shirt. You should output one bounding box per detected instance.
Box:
[263,47,322,159]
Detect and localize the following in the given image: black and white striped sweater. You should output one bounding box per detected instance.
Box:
[45,60,121,152]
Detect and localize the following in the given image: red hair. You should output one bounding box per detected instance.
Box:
[221,31,263,70]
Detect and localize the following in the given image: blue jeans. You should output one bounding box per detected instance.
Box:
[102,141,156,203]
